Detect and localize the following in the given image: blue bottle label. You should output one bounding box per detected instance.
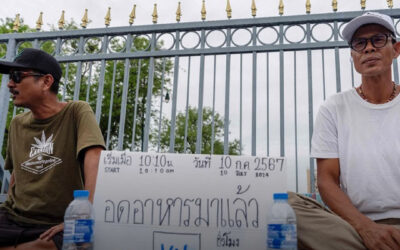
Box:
[63,219,94,243]
[267,224,297,249]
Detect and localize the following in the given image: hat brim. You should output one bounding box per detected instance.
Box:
[0,60,32,74]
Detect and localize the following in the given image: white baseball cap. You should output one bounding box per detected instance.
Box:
[342,12,395,42]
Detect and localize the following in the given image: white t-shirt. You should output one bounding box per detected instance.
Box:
[311,88,400,221]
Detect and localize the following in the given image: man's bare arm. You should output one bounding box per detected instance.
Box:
[317,158,400,249]
[83,146,103,203]
[40,146,102,242]
[7,172,14,195]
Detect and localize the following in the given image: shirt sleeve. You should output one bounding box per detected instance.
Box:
[75,102,106,159]
[310,102,339,159]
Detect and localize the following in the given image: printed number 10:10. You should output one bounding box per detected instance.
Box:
[139,155,167,167]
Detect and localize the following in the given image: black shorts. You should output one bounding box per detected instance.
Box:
[0,208,63,250]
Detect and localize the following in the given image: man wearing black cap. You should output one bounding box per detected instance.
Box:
[288,12,400,249]
[0,48,105,250]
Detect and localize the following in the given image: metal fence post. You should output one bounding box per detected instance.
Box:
[0,38,16,199]
[0,38,16,154]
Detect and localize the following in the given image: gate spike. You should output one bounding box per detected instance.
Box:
[306,0,311,14]
[36,12,43,31]
[81,9,88,28]
[201,0,206,21]
[105,7,111,27]
[251,0,257,17]
[176,2,182,22]
[361,0,366,10]
[279,0,284,16]
[13,14,20,32]
[129,5,136,25]
[332,0,338,12]
[58,10,65,30]
[226,0,232,19]
[152,4,158,24]
[387,0,393,9]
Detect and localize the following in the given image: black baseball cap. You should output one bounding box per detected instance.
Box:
[0,48,61,82]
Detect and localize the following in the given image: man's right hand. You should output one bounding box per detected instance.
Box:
[357,221,400,250]
[39,223,64,241]
[317,158,400,250]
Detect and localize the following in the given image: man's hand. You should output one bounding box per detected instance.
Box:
[39,223,64,241]
[358,222,400,250]
[317,158,400,250]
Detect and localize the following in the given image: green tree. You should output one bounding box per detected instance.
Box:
[155,106,240,155]
[1,17,173,155]
[0,17,33,34]
[0,17,36,187]
[1,17,35,157]
[51,20,174,150]
[99,40,173,150]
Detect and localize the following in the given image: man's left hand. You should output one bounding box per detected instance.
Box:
[39,223,64,241]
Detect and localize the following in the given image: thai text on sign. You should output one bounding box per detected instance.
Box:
[93,151,287,250]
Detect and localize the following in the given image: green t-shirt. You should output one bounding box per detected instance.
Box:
[2,101,105,225]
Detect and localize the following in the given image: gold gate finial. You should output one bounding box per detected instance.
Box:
[152,4,158,24]
[105,7,111,27]
[81,9,88,28]
[58,10,65,30]
[13,14,21,32]
[387,0,393,9]
[251,0,257,17]
[36,12,43,31]
[176,2,182,22]
[306,0,311,14]
[332,0,338,12]
[226,0,232,19]
[201,0,206,21]
[361,0,366,10]
[13,14,20,32]
[129,5,136,25]
[279,0,284,16]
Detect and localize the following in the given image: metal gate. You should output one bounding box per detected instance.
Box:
[1,3,400,201]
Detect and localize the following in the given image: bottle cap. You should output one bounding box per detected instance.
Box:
[273,193,288,200]
[74,190,90,198]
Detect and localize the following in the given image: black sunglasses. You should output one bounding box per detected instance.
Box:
[10,71,45,83]
[350,33,396,52]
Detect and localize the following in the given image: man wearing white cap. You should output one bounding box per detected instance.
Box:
[288,12,400,249]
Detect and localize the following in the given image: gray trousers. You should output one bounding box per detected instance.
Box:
[288,192,400,250]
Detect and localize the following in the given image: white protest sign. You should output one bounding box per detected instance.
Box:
[93,151,287,250]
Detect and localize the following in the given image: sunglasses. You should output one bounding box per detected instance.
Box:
[350,33,396,52]
[10,71,45,83]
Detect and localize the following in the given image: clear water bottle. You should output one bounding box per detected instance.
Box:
[62,190,94,250]
[266,193,297,250]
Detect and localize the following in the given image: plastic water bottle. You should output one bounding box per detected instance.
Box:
[62,190,94,250]
[266,193,297,249]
